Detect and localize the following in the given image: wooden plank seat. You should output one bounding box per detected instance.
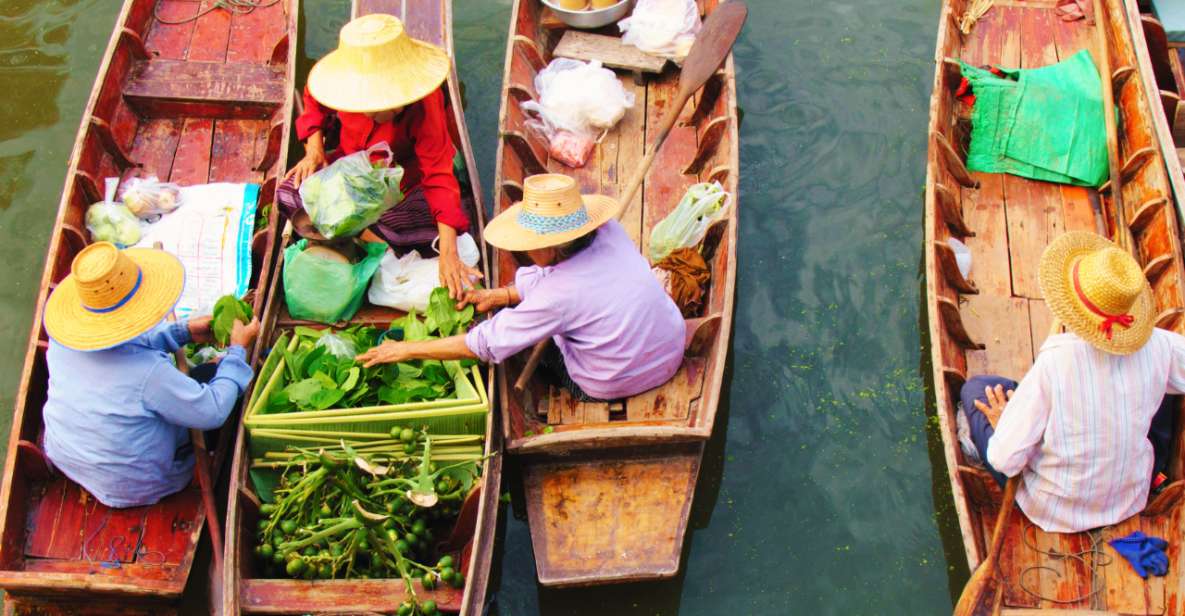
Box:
[123,59,287,119]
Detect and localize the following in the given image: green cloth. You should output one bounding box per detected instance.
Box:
[282,240,385,324]
[962,50,1109,187]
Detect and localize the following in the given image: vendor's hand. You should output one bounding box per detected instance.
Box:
[439,250,483,300]
[283,149,328,189]
[456,288,505,313]
[187,316,214,344]
[974,384,1014,428]
[357,341,409,368]
[229,317,260,349]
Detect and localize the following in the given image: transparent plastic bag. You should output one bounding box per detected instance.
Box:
[298,142,405,239]
[315,331,357,359]
[619,0,702,60]
[119,175,182,221]
[369,233,481,312]
[521,58,635,168]
[648,182,730,262]
[86,177,142,247]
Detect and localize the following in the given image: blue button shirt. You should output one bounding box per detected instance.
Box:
[42,321,254,508]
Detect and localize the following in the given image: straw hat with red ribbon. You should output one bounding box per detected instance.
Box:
[1039,231,1154,355]
[43,242,184,351]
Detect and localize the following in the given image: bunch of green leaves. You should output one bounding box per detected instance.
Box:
[212,295,253,346]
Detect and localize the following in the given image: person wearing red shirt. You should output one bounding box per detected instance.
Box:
[277,14,480,298]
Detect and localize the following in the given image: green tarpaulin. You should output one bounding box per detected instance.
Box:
[962,49,1109,187]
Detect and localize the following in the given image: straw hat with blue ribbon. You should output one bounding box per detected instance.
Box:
[484,174,620,251]
[307,13,451,114]
[43,242,184,351]
[1039,231,1154,355]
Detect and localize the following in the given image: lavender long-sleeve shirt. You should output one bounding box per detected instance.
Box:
[466,220,685,400]
[43,321,253,508]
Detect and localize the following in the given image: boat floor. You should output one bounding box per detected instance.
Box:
[944,4,1180,613]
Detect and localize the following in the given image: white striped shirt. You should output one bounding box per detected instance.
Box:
[986,329,1185,532]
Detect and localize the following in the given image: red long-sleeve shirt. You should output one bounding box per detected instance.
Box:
[295,86,469,232]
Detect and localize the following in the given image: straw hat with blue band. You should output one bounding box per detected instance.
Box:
[43,242,185,351]
[483,174,620,251]
[1039,231,1154,355]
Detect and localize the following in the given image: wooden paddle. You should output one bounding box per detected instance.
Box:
[1090,0,1135,254]
[512,1,749,395]
[953,476,1018,616]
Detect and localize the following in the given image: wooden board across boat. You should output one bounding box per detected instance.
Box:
[926,0,1185,612]
[491,0,739,587]
[0,0,296,613]
[221,1,501,613]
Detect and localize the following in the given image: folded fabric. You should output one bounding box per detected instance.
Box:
[1108,531,1169,579]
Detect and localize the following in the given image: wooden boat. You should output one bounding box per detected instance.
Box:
[1128,0,1185,201]
[926,0,1185,612]
[220,1,500,613]
[491,0,739,587]
[0,0,296,613]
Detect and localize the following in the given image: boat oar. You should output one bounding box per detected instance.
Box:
[1090,0,1134,253]
[154,242,224,576]
[512,1,749,395]
[952,476,1018,616]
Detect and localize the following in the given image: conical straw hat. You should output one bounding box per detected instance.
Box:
[307,14,451,113]
[1038,231,1154,355]
[484,174,620,251]
[43,242,184,351]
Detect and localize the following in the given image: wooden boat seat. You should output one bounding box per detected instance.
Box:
[122,59,287,120]
[553,31,666,80]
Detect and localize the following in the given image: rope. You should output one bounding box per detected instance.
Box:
[1014,522,1112,605]
[81,505,166,569]
[153,0,282,26]
[959,0,995,34]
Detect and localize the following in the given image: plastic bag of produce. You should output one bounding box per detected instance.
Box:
[298,142,405,239]
[315,331,357,359]
[86,177,142,247]
[283,240,386,324]
[119,175,182,221]
[648,182,730,262]
[368,232,481,312]
[619,0,701,60]
[521,58,635,168]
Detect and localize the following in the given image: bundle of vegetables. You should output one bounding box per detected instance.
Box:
[298,144,405,239]
[261,288,475,414]
[253,430,484,615]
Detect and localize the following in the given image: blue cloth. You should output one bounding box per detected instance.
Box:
[1109,531,1169,579]
[42,321,253,508]
[1151,0,1185,44]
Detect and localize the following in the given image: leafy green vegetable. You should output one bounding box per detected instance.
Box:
[300,151,405,239]
[212,295,254,346]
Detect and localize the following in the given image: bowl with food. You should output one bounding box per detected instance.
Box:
[542,0,635,29]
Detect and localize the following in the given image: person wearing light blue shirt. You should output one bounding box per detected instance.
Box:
[40,241,260,508]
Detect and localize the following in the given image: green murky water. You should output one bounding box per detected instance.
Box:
[0,0,961,613]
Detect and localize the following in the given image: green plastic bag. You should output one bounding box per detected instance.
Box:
[962,49,1108,187]
[283,240,385,324]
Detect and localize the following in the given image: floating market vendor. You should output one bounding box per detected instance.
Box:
[357,174,685,401]
[280,13,479,299]
[39,242,260,508]
[960,232,1181,533]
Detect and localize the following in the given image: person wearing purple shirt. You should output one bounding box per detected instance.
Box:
[358,174,684,401]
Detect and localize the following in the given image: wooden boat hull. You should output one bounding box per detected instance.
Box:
[1130,0,1185,202]
[491,0,739,586]
[926,0,1185,612]
[0,0,295,612]
[221,1,500,613]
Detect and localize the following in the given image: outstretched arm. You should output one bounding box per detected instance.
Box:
[356,335,475,367]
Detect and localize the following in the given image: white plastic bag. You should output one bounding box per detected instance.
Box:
[86,177,142,247]
[947,238,972,279]
[521,59,635,168]
[648,182,730,262]
[119,175,182,221]
[368,233,481,312]
[619,0,701,60]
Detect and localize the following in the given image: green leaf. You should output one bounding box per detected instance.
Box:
[284,378,323,407]
[403,309,430,342]
[441,461,478,494]
[421,363,450,386]
[426,288,456,337]
[340,367,360,392]
[308,387,345,410]
[211,295,253,346]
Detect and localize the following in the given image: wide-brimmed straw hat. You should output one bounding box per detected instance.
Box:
[1039,231,1154,355]
[307,14,450,113]
[484,174,620,251]
[43,242,184,351]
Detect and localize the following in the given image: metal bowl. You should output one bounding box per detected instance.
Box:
[541,0,635,29]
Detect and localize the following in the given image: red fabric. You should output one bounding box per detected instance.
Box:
[295,86,469,232]
[955,66,1008,108]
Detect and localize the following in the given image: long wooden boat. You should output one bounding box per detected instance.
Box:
[0,0,296,613]
[491,0,739,587]
[926,0,1185,612]
[221,1,500,613]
